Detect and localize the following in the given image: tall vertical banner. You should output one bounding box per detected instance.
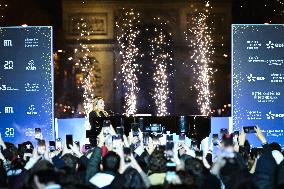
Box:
[232,24,284,147]
[0,26,54,144]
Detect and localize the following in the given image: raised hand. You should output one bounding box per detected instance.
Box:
[255,126,267,144]
[172,142,181,165]
[238,128,246,146]
[0,149,5,161]
[145,137,155,155]
[61,144,72,156]
[110,124,116,136]
[123,135,130,147]
[128,130,134,143]
[24,148,41,170]
[0,133,6,150]
[32,147,41,160]
[69,142,83,158]
[138,128,143,142]
[98,130,105,148]
[210,154,226,176]
[129,154,143,172]
[44,148,51,161]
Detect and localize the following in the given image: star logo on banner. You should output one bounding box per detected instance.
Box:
[266,111,274,120]
[247,74,256,82]
[266,41,275,49]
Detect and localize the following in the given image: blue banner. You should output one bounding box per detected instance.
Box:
[0,26,54,145]
[232,24,284,147]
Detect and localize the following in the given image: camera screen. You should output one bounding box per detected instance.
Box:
[131,123,139,136]
[243,126,257,133]
[55,138,62,150]
[150,124,161,132]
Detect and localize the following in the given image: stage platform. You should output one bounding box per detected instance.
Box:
[55,117,232,145]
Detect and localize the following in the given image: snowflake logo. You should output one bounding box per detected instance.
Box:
[266,111,274,120]
[266,41,275,49]
[247,74,256,82]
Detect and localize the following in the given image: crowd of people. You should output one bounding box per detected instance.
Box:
[0,125,284,189]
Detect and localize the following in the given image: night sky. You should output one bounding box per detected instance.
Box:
[2,0,284,31]
[2,0,283,49]
[233,0,284,24]
[1,0,62,28]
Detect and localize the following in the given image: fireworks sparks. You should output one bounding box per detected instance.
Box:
[276,0,284,5]
[72,18,98,120]
[186,1,214,116]
[149,20,172,116]
[0,1,8,23]
[116,9,141,116]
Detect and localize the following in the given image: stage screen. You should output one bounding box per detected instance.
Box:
[0,26,54,145]
[232,24,284,148]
